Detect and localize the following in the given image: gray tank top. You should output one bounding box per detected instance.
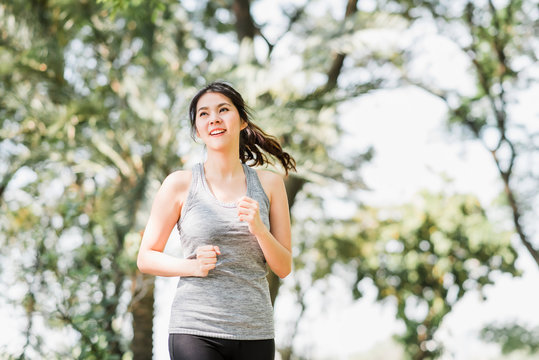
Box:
[168,162,274,340]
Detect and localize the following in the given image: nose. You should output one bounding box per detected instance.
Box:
[209,112,222,125]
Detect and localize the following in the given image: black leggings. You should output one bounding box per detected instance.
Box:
[168,334,275,360]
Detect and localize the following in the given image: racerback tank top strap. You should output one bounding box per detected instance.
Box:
[244,163,270,210]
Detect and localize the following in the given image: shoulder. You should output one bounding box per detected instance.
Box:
[159,170,193,203]
[255,169,285,203]
[256,169,283,186]
[163,169,192,189]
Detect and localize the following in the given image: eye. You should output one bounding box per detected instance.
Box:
[198,111,208,117]
[219,107,229,113]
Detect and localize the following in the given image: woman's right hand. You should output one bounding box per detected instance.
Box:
[193,245,221,277]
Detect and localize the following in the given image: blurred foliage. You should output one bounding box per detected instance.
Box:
[372,0,538,357]
[1,0,193,357]
[0,0,376,358]
[0,0,534,359]
[289,190,518,359]
[481,323,539,355]
[378,0,538,357]
[381,0,539,268]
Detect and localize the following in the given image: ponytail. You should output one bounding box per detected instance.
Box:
[240,122,296,175]
[189,81,296,175]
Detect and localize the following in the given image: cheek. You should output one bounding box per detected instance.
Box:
[194,119,205,137]
[228,113,243,130]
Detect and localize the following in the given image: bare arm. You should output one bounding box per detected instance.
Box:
[237,171,292,278]
[137,171,220,277]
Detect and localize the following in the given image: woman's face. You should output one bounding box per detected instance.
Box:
[194,92,247,149]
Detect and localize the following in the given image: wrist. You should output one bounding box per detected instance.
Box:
[252,223,269,239]
[186,258,201,277]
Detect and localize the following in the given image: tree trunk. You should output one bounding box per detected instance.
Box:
[131,272,155,360]
[267,271,281,306]
[232,0,257,41]
[284,175,307,208]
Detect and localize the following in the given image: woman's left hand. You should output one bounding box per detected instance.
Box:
[237,196,266,236]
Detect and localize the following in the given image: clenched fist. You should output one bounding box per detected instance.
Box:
[193,245,221,277]
[237,196,265,237]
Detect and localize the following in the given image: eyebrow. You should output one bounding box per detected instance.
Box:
[197,102,231,113]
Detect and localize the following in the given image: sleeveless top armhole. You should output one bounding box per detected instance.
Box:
[176,167,200,233]
[245,167,270,216]
[249,168,271,213]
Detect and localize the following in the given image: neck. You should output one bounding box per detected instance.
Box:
[204,149,243,179]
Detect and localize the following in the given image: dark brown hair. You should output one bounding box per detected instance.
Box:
[189,81,296,175]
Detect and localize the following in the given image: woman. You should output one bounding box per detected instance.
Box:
[137,81,296,360]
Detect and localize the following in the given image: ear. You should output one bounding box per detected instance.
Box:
[240,120,248,131]
[195,128,201,138]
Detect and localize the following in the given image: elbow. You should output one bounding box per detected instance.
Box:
[276,255,292,279]
[277,264,292,279]
[278,272,290,279]
[136,253,148,274]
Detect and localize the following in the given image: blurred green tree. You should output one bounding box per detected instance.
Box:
[1,0,190,358]
[374,0,539,356]
[293,190,518,359]
[1,0,376,358]
[388,0,539,267]
[481,323,539,355]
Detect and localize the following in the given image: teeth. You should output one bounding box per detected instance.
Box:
[210,130,225,135]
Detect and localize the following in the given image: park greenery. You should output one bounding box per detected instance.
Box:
[0,0,537,359]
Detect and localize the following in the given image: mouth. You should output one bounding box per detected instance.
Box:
[209,129,226,136]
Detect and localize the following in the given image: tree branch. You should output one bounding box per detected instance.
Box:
[464,3,538,266]
[403,76,539,267]
[265,3,309,56]
[323,0,358,92]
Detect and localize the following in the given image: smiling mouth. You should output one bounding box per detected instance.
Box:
[210,129,226,136]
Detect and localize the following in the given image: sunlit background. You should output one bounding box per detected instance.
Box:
[1,0,538,359]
